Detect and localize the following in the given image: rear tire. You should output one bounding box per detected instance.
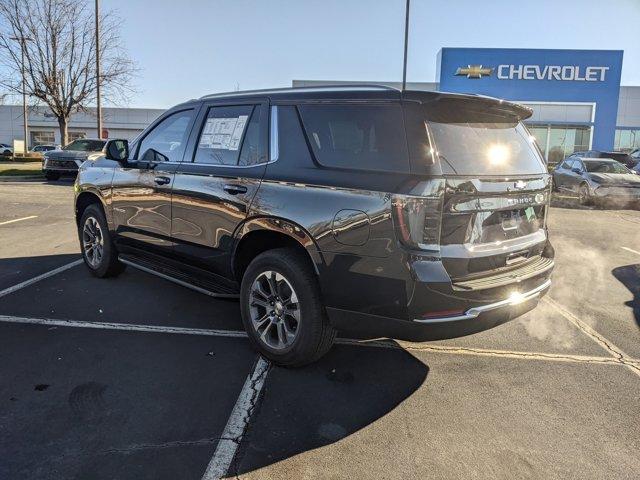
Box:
[240,248,336,367]
[79,204,126,278]
[45,172,60,181]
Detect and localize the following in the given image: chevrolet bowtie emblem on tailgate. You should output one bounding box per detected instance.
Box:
[455,65,494,79]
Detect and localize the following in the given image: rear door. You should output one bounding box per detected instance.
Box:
[111,107,198,256]
[170,99,269,277]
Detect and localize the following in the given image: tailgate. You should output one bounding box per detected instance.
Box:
[440,175,552,282]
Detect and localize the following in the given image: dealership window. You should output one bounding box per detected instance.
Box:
[30,131,55,147]
[614,129,640,152]
[525,124,591,164]
[67,131,87,144]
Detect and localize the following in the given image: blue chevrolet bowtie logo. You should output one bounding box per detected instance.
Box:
[455,65,494,79]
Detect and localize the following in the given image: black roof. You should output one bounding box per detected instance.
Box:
[172,85,532,120]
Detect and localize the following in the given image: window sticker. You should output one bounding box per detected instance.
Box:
[199,115,248,151]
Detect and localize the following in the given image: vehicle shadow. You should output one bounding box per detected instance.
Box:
[231,342,429,476]
[0,253,80,292]
[612,264,640,328]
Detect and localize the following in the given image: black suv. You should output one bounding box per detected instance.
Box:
[74,86,554,366]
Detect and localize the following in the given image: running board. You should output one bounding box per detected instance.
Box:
[118,255,239,300]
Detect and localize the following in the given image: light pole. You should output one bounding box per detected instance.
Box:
[95,0,102,139]
[402,0,410,91]
[10,35,32,155]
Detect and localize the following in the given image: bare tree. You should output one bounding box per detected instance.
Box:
[0,0,135,145]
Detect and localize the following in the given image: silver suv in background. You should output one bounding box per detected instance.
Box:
[42,138,106,181]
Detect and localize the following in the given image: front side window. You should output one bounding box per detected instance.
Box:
[194,105,262,166]
[298,103,410,173]
[138,109,194,162]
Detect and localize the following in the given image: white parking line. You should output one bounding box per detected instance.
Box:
[0,259,83,299]
[0,215,38,226]
[621,246,640,257]
[0,315,248,338]
[202,356,270,480]
[1,314,638,368]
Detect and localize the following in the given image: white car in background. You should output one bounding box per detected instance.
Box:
[0,143,13,155]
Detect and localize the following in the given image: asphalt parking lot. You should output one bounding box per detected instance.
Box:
[1,180,639,479]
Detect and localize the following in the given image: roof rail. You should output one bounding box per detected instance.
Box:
[200,84,399,100]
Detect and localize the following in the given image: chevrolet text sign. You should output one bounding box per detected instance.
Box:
[438,48,624,150]
[496,65,609,81]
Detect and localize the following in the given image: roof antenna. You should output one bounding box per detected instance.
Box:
[401,0,410,92]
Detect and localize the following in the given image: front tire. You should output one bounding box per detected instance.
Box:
[79,204,125,278]
[578,183,592,206]
[240,248,336,367]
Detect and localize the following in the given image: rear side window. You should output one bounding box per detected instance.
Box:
[194,105,261,165]
[298,104,410,173]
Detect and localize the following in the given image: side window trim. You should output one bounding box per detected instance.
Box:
[270,105,279,162]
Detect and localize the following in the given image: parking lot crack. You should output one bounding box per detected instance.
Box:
[201,356,270,480]
[543,297,640,378]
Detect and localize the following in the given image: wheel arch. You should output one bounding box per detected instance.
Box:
[75,190,109,227]
[232,217,324,282]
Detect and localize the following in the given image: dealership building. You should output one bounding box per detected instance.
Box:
[0,105,164,148]
[1,48,638,163]
[295,48,640,163]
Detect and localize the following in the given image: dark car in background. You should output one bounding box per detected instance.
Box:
[572,149,638,169]
[74,86,554,366]
[42,138,107,180]
[553,156,640,206]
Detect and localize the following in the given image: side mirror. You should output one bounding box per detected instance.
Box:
[571,167,582,174]
[105,139,129,163]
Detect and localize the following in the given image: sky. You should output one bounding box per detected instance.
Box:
[101,0,640,108]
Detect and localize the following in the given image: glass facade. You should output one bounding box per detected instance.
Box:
[614,129,640,152]
[526,124,591,164]
[30,131,55,147]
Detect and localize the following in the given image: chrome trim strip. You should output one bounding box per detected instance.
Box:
[270,105,279,162]
[118,257,239,299]
[413,279,551,324]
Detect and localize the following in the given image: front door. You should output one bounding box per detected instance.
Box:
[111,107,198,256]
[170,101,269,277]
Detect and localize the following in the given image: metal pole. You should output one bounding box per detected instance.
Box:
[401,0,410,91]
[21,39,28,155]
[95,0,102,139]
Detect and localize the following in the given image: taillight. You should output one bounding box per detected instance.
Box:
[391,194,443,252]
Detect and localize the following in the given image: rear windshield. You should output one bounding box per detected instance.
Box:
[423,99,545,176]
[297,103,410,173]
[584,161,630,174]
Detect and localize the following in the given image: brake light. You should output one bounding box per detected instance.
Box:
[391,194,443,252]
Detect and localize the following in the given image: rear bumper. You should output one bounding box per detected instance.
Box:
[327,278,551,342]
[325,243,554,342]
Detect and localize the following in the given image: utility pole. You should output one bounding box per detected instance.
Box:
[95,0,102,139]
[10,36,31,155]
[402,0,410,91]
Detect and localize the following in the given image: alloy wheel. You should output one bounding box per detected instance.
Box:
[249,270,300,350]
[82,216,104,268]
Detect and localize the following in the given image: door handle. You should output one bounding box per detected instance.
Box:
[223,184,248,195]
[154,176,171,185]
